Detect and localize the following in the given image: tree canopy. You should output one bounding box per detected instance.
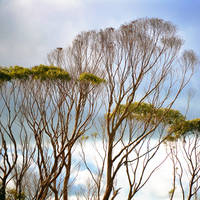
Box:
[0,65,107,84]
[119,102,200,140]
[0,17,199,200]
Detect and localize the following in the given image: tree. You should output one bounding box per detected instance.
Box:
[167,119,200,200]
[72,18,198,200]
[19,65,104,200]
[0,75,26,200]
[0,65,105,200]
[10,129,35,200]
[0,17,198,200]
[47,32,105,200]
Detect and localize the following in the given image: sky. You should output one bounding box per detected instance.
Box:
[71,139,192,200]
[0,0,200,199]
[0,0,200,117]
[0,0,199,67]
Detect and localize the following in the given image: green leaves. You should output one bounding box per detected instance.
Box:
[118,102,154,119]
[8,66,32,80]
[156,108,185,125]
[0,65,106,85]
[0,65,71,82]
[31,65,71,81]
[0,68,11,81]
[168,118,200,138]
[79,72,106,85]
[119,102,185,124]
[118,102,200,140]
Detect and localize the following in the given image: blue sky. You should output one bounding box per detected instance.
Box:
[0,0,200,199]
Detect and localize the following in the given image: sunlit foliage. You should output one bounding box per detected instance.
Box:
[119,102,200,141]
[0,65,106,84]
[31,64,71,81]
[79,72,106,85]
[119,102,185,124]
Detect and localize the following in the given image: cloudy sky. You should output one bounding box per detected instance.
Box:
[0,0,199,67]
[0,0,200,199]
[0,0,200,116]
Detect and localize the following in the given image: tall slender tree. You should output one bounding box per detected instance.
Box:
[74,18,197,200]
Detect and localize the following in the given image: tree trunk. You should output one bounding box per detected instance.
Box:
[0,181,6,200]
[103,136,114,200]
[63,147,72,200]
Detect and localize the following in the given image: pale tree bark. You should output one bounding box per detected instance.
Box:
[101,18,196,200]
[48,41,104,200]
[123,121,168,199]
[21,79,72,200]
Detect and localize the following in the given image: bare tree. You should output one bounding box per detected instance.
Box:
[11,124,35,200]
[0,80,27,200]
[167,131,200,200]
[21,61,105,200]
[0,64,105,200]
[101,18,197,200]
[73,18,198,200]
[0,17,198,200]
[122,120,168,199]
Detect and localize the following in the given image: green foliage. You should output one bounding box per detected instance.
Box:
[0,67,11,82]
[81,135,89,141]
[45,69,71,80]
[168,118,200,139]
[8,66,32,80]
[118,102,156,121]
[118,102,185,125]
[156,108,185,125]
[31,64,71,81]
[118,102,200,140]
[0,65,108,85]
[79,72,106,85]
[31,64,57,74]
[0,65,71,82]
[125,102,155,115]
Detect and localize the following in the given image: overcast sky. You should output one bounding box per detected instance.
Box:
[0,0,200,199]
[0,0,199,67]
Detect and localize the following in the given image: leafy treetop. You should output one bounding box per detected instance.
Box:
[119,102,185,124]
[119,102,200,140]
[0,65,71,82]
[31,65,71,81]
[79,72,106,85]
[0,65,105,84]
